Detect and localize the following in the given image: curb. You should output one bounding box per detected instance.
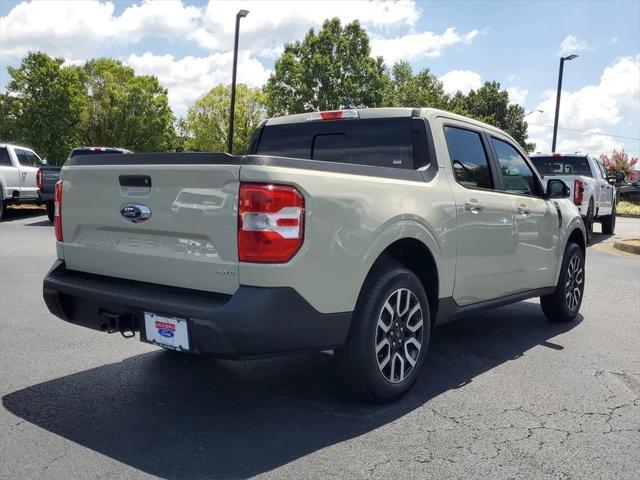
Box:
[613,238,640,255]
[617,214,640,218]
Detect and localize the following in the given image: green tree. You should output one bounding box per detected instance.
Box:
[184,84,266,154]
[449,81,534,152]
[0,52,85,164]
[384,61,448,109]
[265,18,389,115]
[82,59,175,151]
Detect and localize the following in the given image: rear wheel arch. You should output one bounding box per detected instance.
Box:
[361,238,440,327]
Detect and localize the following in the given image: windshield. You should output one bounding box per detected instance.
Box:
[531,156,593,177]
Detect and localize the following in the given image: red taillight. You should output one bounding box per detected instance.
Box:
[36,169,43,189]
[573,179,584,206]
[238,183,305,263]
[54,180,63,241]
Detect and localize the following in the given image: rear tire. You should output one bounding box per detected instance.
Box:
[0,191,4,221]
[600,203,616,235]
[336,260,431,402]
[45,201,55,223]
[540,242,585,323]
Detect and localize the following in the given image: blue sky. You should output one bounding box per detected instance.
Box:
[1,0,639,158]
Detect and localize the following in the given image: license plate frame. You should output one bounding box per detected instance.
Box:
[143,312,190,352]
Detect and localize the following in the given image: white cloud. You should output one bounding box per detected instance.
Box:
[506,86,528,105]
[439,70,483,95]
[126,51,271,116]
[527,56,640,154]
[372,28,479,64]
[194,0,420,52]
[559,34,588,56]
[0,0,201,59]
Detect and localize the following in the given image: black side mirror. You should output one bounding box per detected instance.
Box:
[546,179,571,199]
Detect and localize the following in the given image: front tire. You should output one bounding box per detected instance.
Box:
[600,203,616,235]
[337,261,431,402]
[540,242,585,323]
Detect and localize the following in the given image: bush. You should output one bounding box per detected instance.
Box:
[617,201,640,216]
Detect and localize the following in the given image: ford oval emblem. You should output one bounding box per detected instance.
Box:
[158,328,174,338]
[120,204,151,223]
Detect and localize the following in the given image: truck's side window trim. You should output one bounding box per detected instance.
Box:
[442,123,496,191]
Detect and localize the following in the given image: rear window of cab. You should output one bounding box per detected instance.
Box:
[256,118,422,170]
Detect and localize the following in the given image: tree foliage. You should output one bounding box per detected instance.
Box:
[0,53,175,164]
[384,61,448,109]
[265,18,388,115]
[0,52,85,164]
[449,82,534,152]
[82,59,175,152]
[599,150,638,180]
[183,84,266,154]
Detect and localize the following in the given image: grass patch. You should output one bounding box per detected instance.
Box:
[618,201,640,216]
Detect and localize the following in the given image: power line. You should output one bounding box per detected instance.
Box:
[528,123,640,142]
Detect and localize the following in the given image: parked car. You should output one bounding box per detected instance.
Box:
[38,147,132,222]
[0,143,44,220]
[43,108,586,402]
[617,179,640,203]
[531,153,621,241]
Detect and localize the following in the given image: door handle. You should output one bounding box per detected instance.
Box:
[465,201,485,213]
[517,206,531,216]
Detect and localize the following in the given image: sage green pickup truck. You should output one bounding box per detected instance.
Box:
[43,108,586,402]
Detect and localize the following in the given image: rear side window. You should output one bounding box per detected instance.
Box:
[256,118,417,169]
[444,126,493,189]
[0,147,11,166]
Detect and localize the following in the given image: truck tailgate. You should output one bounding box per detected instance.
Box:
[60,155,241,294]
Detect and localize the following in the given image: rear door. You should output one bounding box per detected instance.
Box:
[442,122,519,306]
[489,135,559,290]
[60,154,241,294]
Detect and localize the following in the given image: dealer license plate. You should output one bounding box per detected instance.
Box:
[144,312,190,351]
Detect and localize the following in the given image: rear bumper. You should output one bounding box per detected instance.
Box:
[43,261,351,358]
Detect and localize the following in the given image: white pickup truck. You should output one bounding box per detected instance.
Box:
[0,143,44,220]
[531,153,619,241]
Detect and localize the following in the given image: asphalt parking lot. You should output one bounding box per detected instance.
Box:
[1,209,639,480]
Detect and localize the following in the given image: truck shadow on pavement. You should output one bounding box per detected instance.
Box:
[3,301,582,480]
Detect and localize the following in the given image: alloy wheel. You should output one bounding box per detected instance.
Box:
[375,288,424,383]
[565,254,584,311]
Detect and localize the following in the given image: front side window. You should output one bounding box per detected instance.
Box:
[15,149,34,166]
[0,147,12,166]
[26,151,42,165]
[491,138,539,196]
[443,126,493,189]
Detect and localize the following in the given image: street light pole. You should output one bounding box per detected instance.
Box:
[551,54,578,152]
[228,9,249,154]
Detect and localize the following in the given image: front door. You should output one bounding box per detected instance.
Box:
[443,124,519,306]
[489,135,560,290]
